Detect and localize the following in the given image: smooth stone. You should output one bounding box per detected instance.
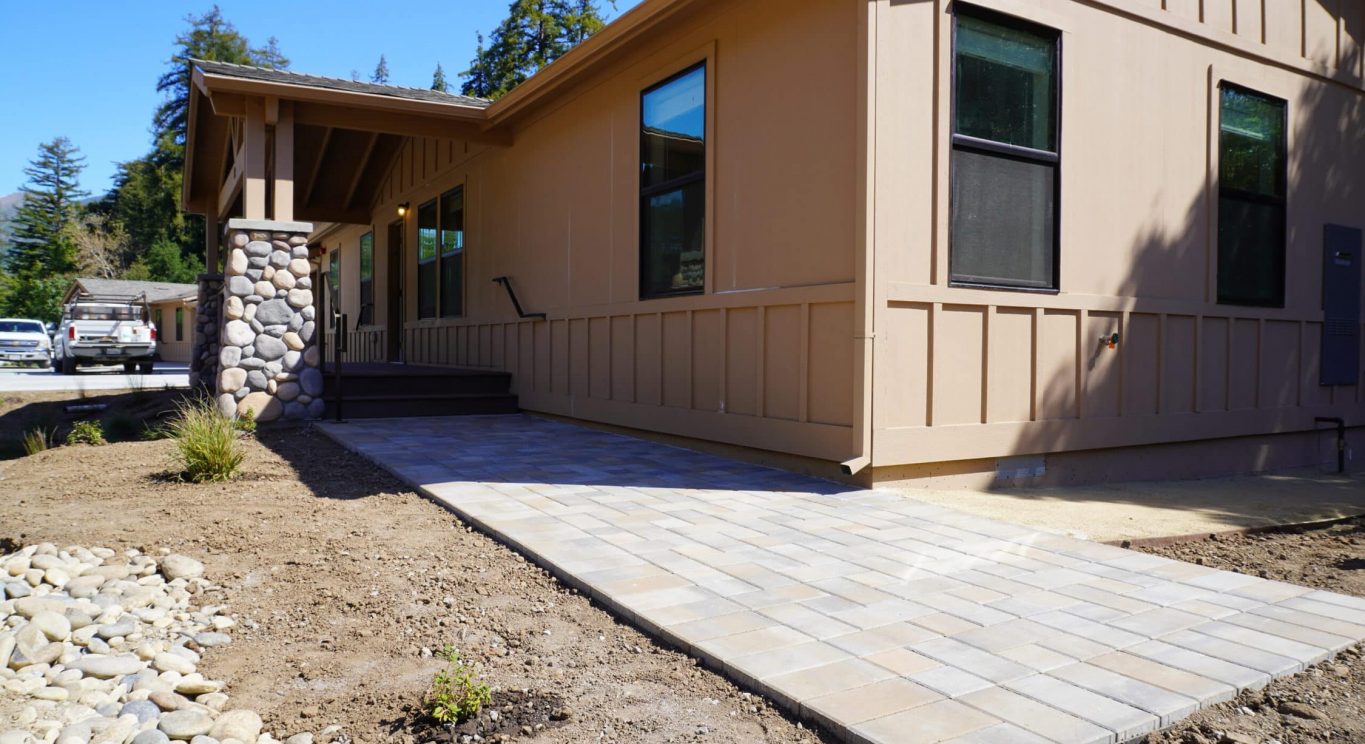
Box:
[253,335,287,362]
[301,305,315,322]
[255,299,293,326]
[286,289,313,308]
[63,575,105,599]
[291,245,309,257]
[263,361,283,377]
[153,653,195,675]
[271,271,295,290]
[262,266,276,281]
[246,370,268,391]
[284,402,307,420]
[217,395,237,418]
[223,321,254,348]
[159,710,214,740]
[220,346,242,368]
[268,251,291,269]
[238,358,265,371]
[191,737,220,744]
[208,710,261,743]
[132,731,171,744]
[306,399,325,418]
[150,691,190,711]
[237,393,283,423]
[288,259,311,277]
[300,368,323,397]
[282,332,304,351]
[275,382,301,402]
[219,368,247,395]
[30,611,71,641]
[285,735,313,744]
[173,675,221,696]
[282,351,301,371]
[262,325,286,338]
[120,700,162,726]
[226,277,253,297]
[288,235,308,246]
[296,276,312,290]
[0,732,38,744]
[253,281,275,298]
[13,597,67,618]
[224,297,244,320]
[244,241,271,258]
[230,232,250,248]
[298,321,316,344]
[95,619,135,640]
[247,256,268,269]
[244,269,263,283]
[160,555,203,581]
[4,582,31,598]
[192,633,231,648]
[71,654,143,678]
[249,318,264,333]
[228,250,247,276]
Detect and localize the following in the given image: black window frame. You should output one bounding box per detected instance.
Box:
[639,61,707,300]
[358,231,375,326]
[1216,82,1288,308]
[949,4,1063,293]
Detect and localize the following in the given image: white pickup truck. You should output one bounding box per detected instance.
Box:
[0,318,53,367]
[52,293,158,375]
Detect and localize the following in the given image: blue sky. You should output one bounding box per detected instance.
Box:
[0,1,638,197]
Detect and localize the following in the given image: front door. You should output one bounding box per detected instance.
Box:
[387,220,405,362]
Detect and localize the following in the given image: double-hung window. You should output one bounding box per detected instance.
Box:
[640,63,706,298]
[417,200,438,319]
[359,232,375,326]
[175,308,184,342]
[440,187,465,318]
[950,6,1061,290]
[1217,84,1287,307]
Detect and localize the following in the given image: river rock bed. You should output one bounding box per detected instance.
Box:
[0,544,324,744]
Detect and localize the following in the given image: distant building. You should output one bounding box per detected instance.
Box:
[65,278,197,363]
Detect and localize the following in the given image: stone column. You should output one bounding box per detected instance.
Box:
[189,273,224,391]
[215,219,322,422]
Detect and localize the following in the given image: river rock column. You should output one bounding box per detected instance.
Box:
[189,272,224,391]
[214,219,322,423]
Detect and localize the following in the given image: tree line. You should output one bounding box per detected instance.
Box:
[0,0,608,321]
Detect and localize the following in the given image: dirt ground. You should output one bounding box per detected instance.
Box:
[0,402,828,744]
[1140,519,1365,744]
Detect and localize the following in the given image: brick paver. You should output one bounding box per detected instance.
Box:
[319,415,1365,744]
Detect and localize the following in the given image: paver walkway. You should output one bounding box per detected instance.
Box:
[318,415,1365,744]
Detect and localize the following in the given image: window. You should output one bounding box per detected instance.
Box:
[1218,84,1286,307]
[640,63,706,298]
[329,249,340,294]
[359,232,375,326]
[153,309,163,338]
[440,187,465,318]
[950,7,1060,290]
[417,200,438,319]
[175,307,184,342]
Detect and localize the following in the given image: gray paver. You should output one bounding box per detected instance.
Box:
[319,415,1365,744]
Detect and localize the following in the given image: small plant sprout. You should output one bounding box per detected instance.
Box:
[66,420,107,446]
[425,646,491,726]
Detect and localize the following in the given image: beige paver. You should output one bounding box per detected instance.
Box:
[319,415,1365,744]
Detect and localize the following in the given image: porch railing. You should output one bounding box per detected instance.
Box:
[493,276,546,320]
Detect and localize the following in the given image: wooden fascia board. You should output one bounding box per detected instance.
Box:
[294,207,372,226]
[197,72,490,124]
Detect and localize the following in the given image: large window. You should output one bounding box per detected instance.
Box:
[640,63,706,298]
[950,7,1060,290]
[1217,84,1286,307]
[175,307,184,342]
[329,250,340,293]
[440,187,465,318]
[359,232,375,326]
[417,200,438,319]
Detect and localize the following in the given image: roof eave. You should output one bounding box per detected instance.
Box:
[195,70,491,124]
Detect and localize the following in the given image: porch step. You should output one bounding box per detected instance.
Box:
[321,363,518,419]
[322,392,520,419]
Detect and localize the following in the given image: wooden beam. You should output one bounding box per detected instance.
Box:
[243,98,267,220]
[273,101,294,221]
[205,216,220,274]
[210,92,247,117]
[343,132,379,212]
[293,206,373,225]
[218,142,245,220]
[294,101,511,146]
[301,127,333,208]
[264,96,280,126]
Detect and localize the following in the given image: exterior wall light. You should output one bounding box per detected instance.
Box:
[397,202,410,218]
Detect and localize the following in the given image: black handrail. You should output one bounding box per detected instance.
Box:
[323,278,347,422]
[493,276,546,320]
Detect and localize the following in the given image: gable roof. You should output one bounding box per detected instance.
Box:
[192,59,491,109]
[66,278,199,305]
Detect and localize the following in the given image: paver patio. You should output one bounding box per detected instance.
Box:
[318,415,1365,744]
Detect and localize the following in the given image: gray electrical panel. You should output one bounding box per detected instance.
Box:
[1322,224,1362,386]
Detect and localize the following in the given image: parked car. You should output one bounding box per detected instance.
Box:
[0,318,53,368]
[52,292,157,375]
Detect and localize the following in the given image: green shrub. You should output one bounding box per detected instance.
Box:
[425,646,491,725]
[66,420,107,446]
[166,395,245,482]
[234,409,257,435]
[22,427,56,456]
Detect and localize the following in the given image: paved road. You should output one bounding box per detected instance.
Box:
[322,415,1365,744]
[0,363,190,393]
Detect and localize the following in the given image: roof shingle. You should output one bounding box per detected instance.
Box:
[192,59,491,109]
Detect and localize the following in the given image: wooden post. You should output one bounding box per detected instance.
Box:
[243,98,267,220]
[205,218,220,273]
[273,101,295,222]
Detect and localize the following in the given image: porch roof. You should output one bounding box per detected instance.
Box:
[181,0,713,228]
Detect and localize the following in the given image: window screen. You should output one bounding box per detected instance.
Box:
[1217,84,1286,307]
[640,63,706,298]
[950,7,1060,290]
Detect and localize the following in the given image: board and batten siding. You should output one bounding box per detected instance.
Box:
[870,0,1364,470]
[330,0,862,462]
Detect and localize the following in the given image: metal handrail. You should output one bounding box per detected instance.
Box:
[323,278,347,422]
[492,276,546,320]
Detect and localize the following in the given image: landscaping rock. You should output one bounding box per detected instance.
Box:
[159,711,214,740]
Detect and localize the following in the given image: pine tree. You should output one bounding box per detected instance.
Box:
[460,0,608,99]
[431,62,449,92]
[1,138,87,320]
[372,54,390,85]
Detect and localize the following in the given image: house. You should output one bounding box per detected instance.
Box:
[64,278,198,363]
[179,0,1363,485]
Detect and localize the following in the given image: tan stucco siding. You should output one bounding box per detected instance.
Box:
[870,0,1365,469]
[324,0,862,461]
[150,301,196,364]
